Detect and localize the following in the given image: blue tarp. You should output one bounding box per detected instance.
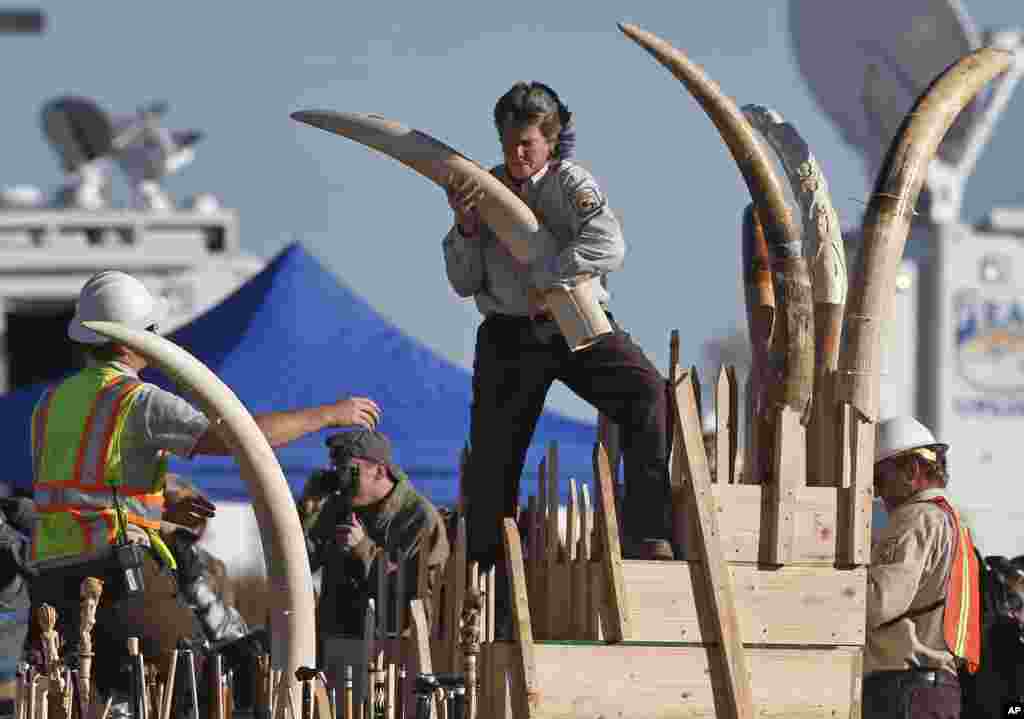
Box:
[1,243,598,507]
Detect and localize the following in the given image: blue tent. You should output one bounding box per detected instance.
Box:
[1,243,599,506]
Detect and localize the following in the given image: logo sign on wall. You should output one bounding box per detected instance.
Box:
[954,254,1024,416]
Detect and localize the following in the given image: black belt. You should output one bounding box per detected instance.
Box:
[866,669,960,689]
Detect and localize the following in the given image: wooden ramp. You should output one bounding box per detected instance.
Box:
[321,330,871,719]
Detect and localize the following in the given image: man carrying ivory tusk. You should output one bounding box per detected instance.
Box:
[442,81,675,588]
[27,270,382,714]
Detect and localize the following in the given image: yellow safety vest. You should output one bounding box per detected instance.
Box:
[31,365,173,564]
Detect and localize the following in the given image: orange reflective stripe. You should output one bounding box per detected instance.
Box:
[925,496,981,673]
[94,379,139,488]
[34,504,160,532]
[70,385,104,488]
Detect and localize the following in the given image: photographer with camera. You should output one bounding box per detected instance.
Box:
[307,430,449,644]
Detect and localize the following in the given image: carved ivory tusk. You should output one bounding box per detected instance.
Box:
[618,22,813,415]
[81,321,314,712]
[837,48,1014,421]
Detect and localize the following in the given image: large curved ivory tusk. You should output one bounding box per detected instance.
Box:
[290,110,555,264]
[619,22,814,415]
[82,321,314,707]
[742,105,847,310]
[291,110,613,352]
[837,48,1013,421]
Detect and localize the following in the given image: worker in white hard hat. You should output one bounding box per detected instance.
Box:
[863,416,981,719]
[28,270,383,712]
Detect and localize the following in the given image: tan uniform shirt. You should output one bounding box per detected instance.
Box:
[865,488,958,677]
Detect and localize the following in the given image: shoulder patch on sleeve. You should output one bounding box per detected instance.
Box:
[557,161,606,221]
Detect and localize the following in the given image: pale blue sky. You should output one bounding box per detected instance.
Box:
[3,1,1022,421]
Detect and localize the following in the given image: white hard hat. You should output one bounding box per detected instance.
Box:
[875,416,948,465]
[68,271,168,345]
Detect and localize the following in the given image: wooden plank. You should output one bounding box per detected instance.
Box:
[566,478,578,563]
[671,367,753,719]
[527,643,861,719]
[525,494,539,633]
[565,479,578,640]
[545,442,561,640]
[620,561,866,645]
[679,485,841,565]
[727,366,740,483]
[837,402,873,567]
[580,484,599,641]
[502,519,539,719]
[449,516,467,671]
[765,407,805,565]
[715,367,737,484]
[592,440,630,642]
[491,643,509,719]
[668,329,681,474]
[848,649,864,719]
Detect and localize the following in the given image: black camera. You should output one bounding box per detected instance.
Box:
[322,464,361,506]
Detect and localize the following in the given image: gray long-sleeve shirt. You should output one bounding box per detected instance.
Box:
[442,159,623,317]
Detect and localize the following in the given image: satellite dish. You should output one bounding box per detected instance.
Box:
[40,96,115,173]
[788,0,988,177]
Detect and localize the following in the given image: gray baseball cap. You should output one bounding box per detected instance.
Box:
[326,430,400,477]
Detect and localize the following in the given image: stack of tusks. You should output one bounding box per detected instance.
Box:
[288,110,613,352]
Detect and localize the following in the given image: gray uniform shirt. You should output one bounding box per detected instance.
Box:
[442,159,623,317]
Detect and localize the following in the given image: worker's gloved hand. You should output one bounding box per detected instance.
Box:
[164,494,216,532]
[328,397,381,431]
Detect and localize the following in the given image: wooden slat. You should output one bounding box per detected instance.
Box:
[668,329,681,475]
[565,479,578,640]
[848,649,864,719]
[592,440,630,642]
[837,402,874,567]
[765,407,805,565]
[491,644,509,719]
[502,519,538,719]
[714,366,738,484]
[545,442,561,640]
[620,561,866,645]
[524,494,537,627]
[525,643,861,719]
[679,484,841,565]
[566,478,578,563]
[449,516,467,671]
[671,367,753,719]
[727,366,740,483]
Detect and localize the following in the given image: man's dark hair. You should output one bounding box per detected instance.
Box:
[493,82,572,158]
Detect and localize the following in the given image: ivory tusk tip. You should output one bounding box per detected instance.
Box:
[617,22,640,38]
[290,110,333,130]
